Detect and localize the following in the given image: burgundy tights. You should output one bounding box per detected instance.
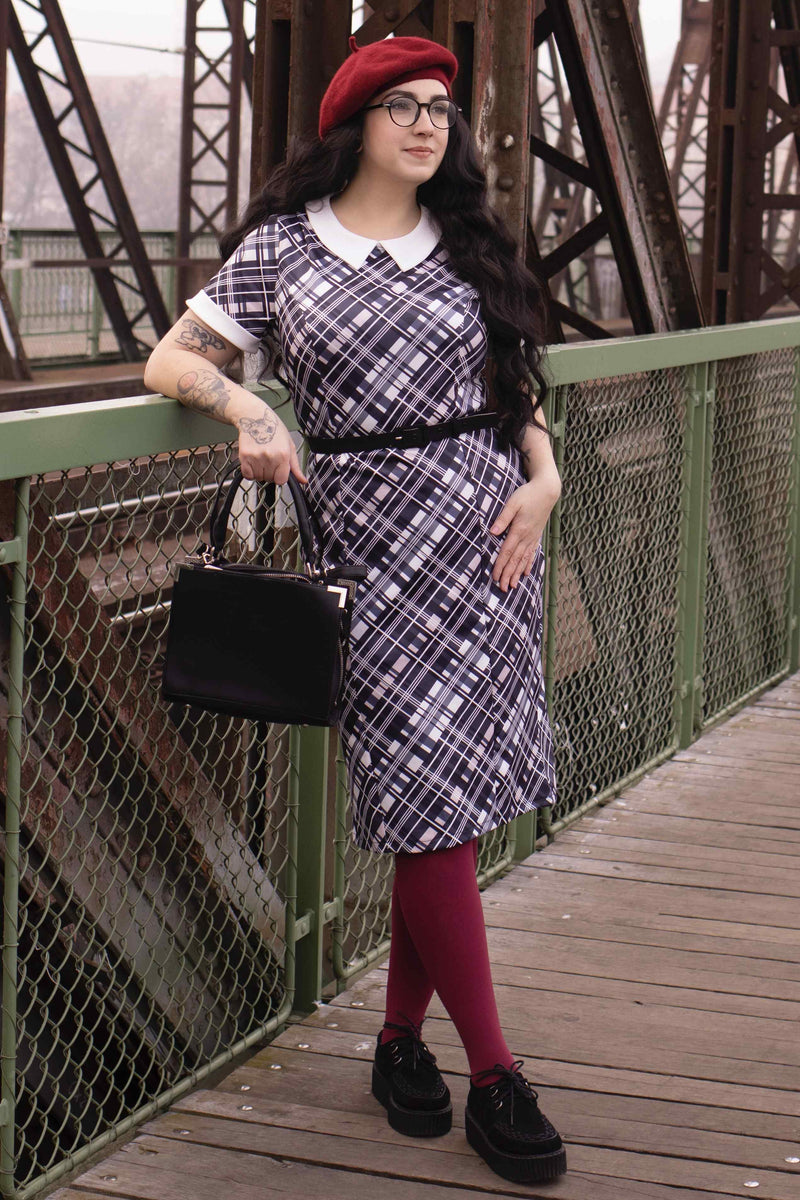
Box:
[380,837,514,1081]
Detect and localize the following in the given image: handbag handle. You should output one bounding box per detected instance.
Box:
[207,460,325,576]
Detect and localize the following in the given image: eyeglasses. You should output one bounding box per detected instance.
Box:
[361,96,461,129]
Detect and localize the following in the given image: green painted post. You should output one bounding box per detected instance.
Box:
[788,347,800,672]
[292,724,330,1014]
[7,232,23,328]
[88,277,103,360]
[1,478,30,1200]
[676,362,714,747]
[539,384,567,841]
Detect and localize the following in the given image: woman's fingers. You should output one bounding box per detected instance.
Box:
[238,420,307,486]
[493,535,540,591]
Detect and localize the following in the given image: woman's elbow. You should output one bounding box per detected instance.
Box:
[143,344,176,398]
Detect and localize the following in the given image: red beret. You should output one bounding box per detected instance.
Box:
[319,35,459,139]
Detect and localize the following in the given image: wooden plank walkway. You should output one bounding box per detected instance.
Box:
[52,673,800,1200]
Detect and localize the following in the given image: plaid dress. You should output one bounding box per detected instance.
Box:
[188,195,556,853]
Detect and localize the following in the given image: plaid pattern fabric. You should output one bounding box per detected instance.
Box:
[196,207,556,853]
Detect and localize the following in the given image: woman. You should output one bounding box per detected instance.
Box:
[145,34,566,1184]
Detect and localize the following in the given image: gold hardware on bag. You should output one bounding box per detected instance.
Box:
[327,585,349,609]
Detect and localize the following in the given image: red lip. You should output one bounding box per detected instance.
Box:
[405,149,433,156]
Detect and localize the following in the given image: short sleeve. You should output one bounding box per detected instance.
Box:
[186,219,280,354]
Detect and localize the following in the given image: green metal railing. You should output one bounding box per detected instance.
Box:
[1,231,217,364]
[0,315,798,1198]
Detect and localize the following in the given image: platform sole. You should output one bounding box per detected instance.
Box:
[465,1108,568,1182]
[371,1064,452,1138]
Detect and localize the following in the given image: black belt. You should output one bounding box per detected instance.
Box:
[307,410,499,454]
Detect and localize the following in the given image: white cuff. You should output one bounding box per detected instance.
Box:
[185,291,262,354]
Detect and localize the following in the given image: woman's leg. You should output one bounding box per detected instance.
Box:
[380,872,435,1042]
[391,837,514,1079]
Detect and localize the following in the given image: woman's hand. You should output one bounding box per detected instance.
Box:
[236,406,308,486]
[489,475,560,592]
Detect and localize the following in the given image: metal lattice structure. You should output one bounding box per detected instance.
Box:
[657,0,713,253]
[8,0,170,359]
[531,0,704,339]
[703,0,800,322]
[177,0,254,309]
[0,0,31,380]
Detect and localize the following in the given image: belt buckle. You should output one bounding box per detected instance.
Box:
[392,425,427,450]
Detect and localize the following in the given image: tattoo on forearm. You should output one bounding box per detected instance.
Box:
[176,368,231,417]
[174,318,227,353]
[239,413,278,445]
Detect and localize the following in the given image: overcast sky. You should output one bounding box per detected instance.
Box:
[10,1,684,91]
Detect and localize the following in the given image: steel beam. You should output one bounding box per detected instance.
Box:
[542,0,703,334]
[703,0,800,323]
[250,0,292,194]
[472,0,534,250]
[8,0,170,359]
[0,0,31,380]
[657,1,712,251]
[177,0,246,309]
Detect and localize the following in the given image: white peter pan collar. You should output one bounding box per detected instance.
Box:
[305,193,441,270]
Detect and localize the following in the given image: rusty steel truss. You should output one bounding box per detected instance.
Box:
[176,0,259,308]
[8,0,170,359]
[4,0,800,381]
[703,0,800,322]
[250,0,703,340]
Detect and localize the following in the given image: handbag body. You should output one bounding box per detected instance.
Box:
[161,463,367,725]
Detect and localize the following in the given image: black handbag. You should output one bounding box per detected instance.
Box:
[161,462,368,725]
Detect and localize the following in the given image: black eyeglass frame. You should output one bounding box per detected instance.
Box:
[361,97,462,129]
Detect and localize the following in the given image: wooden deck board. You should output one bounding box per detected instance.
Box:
[50,671,800,1200]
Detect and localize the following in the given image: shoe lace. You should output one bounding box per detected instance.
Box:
[383,1016,438,1073]
[471,1060,538,1125]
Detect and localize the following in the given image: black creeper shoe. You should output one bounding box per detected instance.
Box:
[371,1020,452,1137]
[466,1060,567,1182]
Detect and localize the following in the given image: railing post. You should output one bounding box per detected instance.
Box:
[675,361,714,747]
[292,724,329,1014]
[1,477,30,1200]
[7,232,23,328]
[539,383,567,841]
[789,346,800,673]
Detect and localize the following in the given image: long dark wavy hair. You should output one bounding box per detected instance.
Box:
[220,112,552,452]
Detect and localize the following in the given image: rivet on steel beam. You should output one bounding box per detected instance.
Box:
[500,134,515,149]
[497,176,514,192]
[385,6,399,20]
[607,6,621,17]
[782,276,791,288]
[659,213,671,224]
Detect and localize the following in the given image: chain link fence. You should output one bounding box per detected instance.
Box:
[1,442,300,1196]
[702,348,798,723]
[1,316,799,1197]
